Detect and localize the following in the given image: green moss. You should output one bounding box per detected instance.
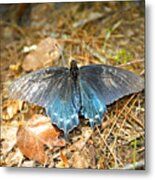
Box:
[115,48,134,64]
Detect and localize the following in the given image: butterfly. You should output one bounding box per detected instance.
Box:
[9,60,144,135]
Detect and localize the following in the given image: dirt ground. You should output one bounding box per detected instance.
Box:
[0,1,145,169]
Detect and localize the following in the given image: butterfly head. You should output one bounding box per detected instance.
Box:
[70,60,78,69]
[70,60,79,80]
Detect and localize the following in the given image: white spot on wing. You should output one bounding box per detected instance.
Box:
[104,77,118,88]
[108,68,113,73]
[89,118,93,122]
[99,107,103,112]
[71,114,77,119]
[60,118,63,122]
[66,119,71,124]
[95,114,100,119]
[31,84,39,93]
[53,113,57,116]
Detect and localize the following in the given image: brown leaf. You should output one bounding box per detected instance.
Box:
[22,37,61,71]
[60,150,69,168]
[16,114,66,164]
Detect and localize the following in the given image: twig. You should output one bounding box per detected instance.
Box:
[127,108,144,129]
[104,95,136,142]
[117,59,144,68]
[73,12,104,28]
[122,160,145,169]
[96,126,124,167]
[1,21,26,37]
[83,43,106,64]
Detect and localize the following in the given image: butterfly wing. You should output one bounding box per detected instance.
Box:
[80,64,144,105]
[79,64,144,128]
[80,79,107,128]
[46,76,80,134]
[9,67,68,107]
[9,67,80,134]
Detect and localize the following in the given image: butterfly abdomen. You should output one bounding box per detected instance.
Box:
[71,81,81,113]
[69,60,82,112]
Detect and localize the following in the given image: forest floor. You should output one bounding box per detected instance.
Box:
[0,2,145,169]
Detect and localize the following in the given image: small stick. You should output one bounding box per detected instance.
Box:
[122,160,145,169]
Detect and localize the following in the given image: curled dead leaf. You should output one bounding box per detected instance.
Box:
[9,62,21,75]
[2,100,23,120]
[69,151,89,169]
[4,148,23,167]
[16,114,66,164]
[1,124,18,157]
[22,37,61,71]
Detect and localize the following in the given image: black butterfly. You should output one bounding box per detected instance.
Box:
[9,60,144,135]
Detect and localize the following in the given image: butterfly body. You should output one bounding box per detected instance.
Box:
[9,60,144,135]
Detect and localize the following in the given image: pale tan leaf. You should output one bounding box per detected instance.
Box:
[70,127,93,151]
[69,151,89,169]
[22,37,61,71]
[5,148,23,167]
[1,124,18,157]
[2,100,23,120]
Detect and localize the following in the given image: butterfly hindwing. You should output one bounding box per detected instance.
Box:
[46,76,80,134]
[80,79,107,128]
[80,64,144,105]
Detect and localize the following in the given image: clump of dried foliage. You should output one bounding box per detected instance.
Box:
[0,2,144,169]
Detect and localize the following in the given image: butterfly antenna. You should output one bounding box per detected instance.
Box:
[59,47,67,66]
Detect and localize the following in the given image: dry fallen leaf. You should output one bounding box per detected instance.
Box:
[22,37,61,71]
[4,148,23,167]
[69,151,90,169]
[1,124,18,157]
[67,127,93,169]
[16,114,66,164]
[21,160,35,167]
[70,127,93,151]
[2,100,23,120]
[9,62,21,75]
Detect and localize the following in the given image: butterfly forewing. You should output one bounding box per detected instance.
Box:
[9,67,68,107]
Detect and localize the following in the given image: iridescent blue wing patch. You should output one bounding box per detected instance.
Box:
[80,64,144,105]
[80,79,107,128]
[46,76,80,134]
